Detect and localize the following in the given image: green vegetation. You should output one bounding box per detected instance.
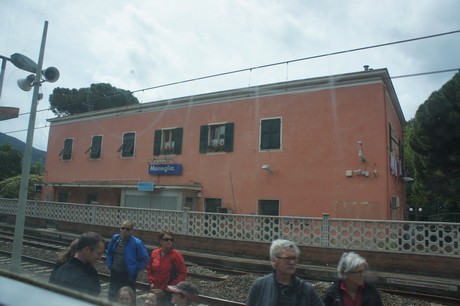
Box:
[49,83,139,116]
[408,71,460,222]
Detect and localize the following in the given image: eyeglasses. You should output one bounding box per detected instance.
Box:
[348,269,366,275]
[120,227,132,231]
[162,238,174,242]
[276,256,298,262]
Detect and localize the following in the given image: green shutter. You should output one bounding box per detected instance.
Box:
[173,128,183,154]
[260,120,270,149]
[199,125,209,153]
[224,122,234,152]
[271,118,281,149]
[153,130,161,155]
[261,119,281,150]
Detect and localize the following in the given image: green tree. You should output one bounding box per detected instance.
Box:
[0,144,22,181]
[0,174,43,199]
[49,83,139,116]
[409,71,460,222]
[30,159,44,175]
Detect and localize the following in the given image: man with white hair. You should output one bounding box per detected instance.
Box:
[246,239,324,306]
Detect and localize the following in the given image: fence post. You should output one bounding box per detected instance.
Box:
[321,213,330,247]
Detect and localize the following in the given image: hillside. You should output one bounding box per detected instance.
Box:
[0,132,46,164]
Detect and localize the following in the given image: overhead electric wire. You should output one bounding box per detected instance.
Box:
[3,29,460,136]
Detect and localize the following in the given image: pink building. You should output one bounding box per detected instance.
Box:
[43,68,406,220]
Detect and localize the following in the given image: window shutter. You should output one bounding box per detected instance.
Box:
[122,133,135,157]
[173,128,183,154]
[260,120,270,149]
[63,139,73,160]
[260,119,281,150]
[199,125,209,153]
[224,122,234,152]
[153,130,162,155]
[270,118,281,149]
[90,136,102,159]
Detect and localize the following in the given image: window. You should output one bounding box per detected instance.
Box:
[153,128,183,155]
[260,118,281,150]
[85,135,102,159]
[204,198,223,212]
[117,132,135,157]
[86,193,97,204]
[59,138,73,160]
[258,199,280,216]
[389,122,402,176]
[199,122,234,153]
[57,192,68,203]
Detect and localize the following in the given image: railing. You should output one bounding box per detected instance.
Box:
[1,198,459,257]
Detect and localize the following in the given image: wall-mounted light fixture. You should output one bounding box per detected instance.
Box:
[261,164,272,173]
[402,177,414,182]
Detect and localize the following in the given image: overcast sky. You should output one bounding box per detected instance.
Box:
[1,0,460,151]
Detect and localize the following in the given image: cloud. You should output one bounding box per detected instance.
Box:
[1,0,460,151]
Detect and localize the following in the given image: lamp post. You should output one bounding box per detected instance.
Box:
[10,21,57,272]
[408,207,423,221]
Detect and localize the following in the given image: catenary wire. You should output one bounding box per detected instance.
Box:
[3,29,460,135]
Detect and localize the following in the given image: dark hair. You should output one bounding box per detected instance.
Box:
[56,238,78,263]
[159,230,174,240]
[77,232,105,251]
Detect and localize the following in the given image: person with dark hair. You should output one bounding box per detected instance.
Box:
[167,281,199,306]
[49,238,78,283]
[146,230,187,305]
[106,220,149,301]
[323,252,383,306]
[49,232,105,296]
[246,239,324,306]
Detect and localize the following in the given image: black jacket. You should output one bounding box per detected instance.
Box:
[247,272,324,306]
[49,257,101,296]
[323,279,383,306]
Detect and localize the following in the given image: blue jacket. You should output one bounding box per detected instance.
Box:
[106,234,149,280]
[246,272,324,306]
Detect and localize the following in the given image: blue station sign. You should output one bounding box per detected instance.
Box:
[149,164,183,175]
[138,181,154,191]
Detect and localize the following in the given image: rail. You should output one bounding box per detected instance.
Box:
[0,198,459,257]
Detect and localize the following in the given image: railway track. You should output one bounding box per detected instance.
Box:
[0,248,243,306]
[1,228,458,305]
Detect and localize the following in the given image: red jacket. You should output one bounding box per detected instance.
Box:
[146,248,187,290]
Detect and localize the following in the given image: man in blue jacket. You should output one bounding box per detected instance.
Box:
[106,220,149,301]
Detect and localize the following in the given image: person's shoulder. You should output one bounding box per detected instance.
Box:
[363,281,380,293]
[130,235,144,244]
[254,272,274,283]
[170,248,184,256]
[110,233,120,241]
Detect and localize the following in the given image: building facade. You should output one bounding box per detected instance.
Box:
[42,68,406,220]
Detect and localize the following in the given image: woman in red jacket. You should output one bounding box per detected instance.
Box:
[147,230,187,303]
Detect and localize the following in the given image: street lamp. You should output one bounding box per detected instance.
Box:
[408,207,423,221]
[9,21,59,273]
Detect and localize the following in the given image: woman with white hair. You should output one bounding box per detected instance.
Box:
[323,252,383,306]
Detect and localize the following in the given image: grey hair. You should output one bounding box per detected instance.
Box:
[269,239,300,260]
[337,252,368,279]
